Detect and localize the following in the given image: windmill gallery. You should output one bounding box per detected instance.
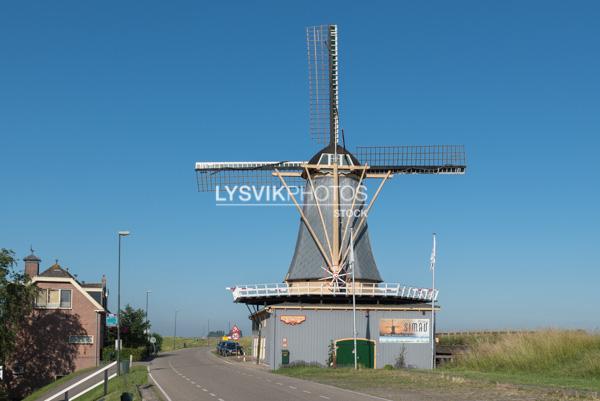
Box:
[195,25,467,369]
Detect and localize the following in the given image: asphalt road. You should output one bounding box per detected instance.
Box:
[149,348,389,401]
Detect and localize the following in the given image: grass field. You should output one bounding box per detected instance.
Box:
[161,336,253,355]
[277,330,600,400]
[161,336,209,351]
[442,330,600,391]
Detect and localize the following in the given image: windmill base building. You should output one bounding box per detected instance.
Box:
[195,24,465,369]
[241,299,437,369]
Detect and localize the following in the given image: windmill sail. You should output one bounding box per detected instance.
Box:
[195,161,305,192]
[307,25,339,146]
[355,145,466,174]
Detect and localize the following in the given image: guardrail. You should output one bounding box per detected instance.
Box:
[43,361,117,401]
[228,282,438,302]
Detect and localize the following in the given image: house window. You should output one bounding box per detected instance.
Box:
[36,289,48,307]
[35,288,72,309]
[60,290,72,308]
[48,289,60,307]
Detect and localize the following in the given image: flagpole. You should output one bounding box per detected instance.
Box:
[351,228,358,370]
[431,233,436,370]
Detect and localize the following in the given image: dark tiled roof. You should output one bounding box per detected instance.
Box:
[38,263,76,279]
[81,282,103,288]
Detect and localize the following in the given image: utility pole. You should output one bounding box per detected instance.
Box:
[351,228,358,370]
[145,290,151,340]
[173,310,179,351]
[430,233,437,370]
[116,231,130,375]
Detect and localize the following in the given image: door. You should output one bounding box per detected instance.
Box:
[335,339,375,368]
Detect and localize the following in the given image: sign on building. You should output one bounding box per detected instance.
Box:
[379,319,430,343]
[69,335,94,344]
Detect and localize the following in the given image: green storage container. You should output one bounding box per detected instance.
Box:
[281,349,290,365]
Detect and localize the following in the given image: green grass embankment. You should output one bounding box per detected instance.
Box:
[442,329,600,391]
[77,366,148,401]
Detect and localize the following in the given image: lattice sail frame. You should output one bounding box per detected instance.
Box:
[307,25,339,146]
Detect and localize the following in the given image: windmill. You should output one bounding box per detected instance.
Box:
[196,25,466,296]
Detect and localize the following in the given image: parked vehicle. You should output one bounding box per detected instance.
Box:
[215,341,224,354]
[219,341,244,356]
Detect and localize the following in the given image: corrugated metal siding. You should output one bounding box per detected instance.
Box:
[260,308,432,369]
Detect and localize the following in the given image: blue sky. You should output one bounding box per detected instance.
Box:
[1,1,599,336]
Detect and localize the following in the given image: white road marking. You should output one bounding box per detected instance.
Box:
[202,389,208,392]
[148,371,174,401]
[196,385,202,388]
[276,382,283,386]
[303,390,311,394]
[209,393,216,397]
[191,381,195,384]
[320,396,330,400]
[289,386,297,389]
[219,399,225,401]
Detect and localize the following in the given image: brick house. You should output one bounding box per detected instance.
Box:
[7,251,108,398]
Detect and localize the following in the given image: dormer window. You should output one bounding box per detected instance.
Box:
[35,288,72,309]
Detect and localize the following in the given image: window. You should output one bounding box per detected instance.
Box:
[36,289,48,307]
[60,290,72,308]
[35,288,72,309]
[48,289,60,307]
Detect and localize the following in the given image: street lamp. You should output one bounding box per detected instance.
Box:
[145,290,152,339]
[173,310,180,351]
[117,230,130,375]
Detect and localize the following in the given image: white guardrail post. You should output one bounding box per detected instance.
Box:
[43,361,117,401]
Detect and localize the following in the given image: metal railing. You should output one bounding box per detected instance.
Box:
[228,282,438,302]
[43,361,117,401]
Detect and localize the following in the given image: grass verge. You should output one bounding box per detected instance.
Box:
[22,366,98,401]
[76,366,148,401]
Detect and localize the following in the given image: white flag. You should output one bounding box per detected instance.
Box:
[430,233,436,271]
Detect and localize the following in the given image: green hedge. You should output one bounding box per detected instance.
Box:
[102,346,148,362]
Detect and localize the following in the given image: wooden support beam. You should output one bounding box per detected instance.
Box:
[274,172,303,177]
[302,164,370,171]
[332,162,340,273]
[338,165,368,262]
[305,167,334,262]
[274,169,333,269]
[340,170,392,266]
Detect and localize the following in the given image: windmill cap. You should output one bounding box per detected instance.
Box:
[308,143,360,165]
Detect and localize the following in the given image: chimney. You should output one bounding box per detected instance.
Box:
[24,250,41,278]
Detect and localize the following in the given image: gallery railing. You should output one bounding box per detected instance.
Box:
[227,282,438,302]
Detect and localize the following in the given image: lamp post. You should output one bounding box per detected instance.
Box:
[173,310,179,351]
[117,230,130,375]
[145,290,152,339]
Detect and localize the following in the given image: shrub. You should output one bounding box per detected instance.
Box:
[102,346,148,362]
[394,345,407,369]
